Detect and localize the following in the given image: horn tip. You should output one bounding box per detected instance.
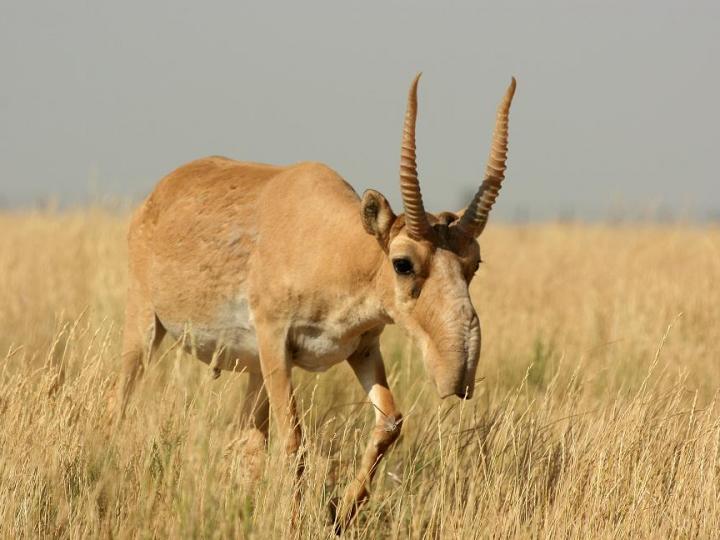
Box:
[501,77,517,108]
[410,72,422,93]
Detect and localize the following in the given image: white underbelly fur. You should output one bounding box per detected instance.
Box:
[159,295,358,373]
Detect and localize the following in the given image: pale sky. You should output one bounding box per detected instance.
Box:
[1,1,718,220]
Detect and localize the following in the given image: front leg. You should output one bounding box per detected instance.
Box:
[255,323,302,459]
[334,336,402,533]
[255,322,305,528]
[239,371,270,439]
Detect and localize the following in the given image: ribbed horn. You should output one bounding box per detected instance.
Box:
[457,77,516,237]
[399,73,432,240]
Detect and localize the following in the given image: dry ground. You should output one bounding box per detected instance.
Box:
[0,209,719,538]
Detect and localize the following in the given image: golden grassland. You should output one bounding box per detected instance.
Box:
[0,209,719,538]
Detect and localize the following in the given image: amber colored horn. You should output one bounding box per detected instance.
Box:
[399,73,432,240]
[457,77,517,237]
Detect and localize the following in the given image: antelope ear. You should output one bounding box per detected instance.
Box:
[361,189,396,247]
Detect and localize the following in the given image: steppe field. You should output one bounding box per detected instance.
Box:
[1,208,719,539]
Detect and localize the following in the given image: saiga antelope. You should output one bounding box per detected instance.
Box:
[118,74,516,532]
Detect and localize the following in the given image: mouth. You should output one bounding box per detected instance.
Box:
[440,386,473,400]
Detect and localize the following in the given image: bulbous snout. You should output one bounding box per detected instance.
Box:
[430,312,481,401]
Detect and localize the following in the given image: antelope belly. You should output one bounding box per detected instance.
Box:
[158,296,260,371]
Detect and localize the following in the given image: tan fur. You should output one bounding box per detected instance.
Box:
[118,77,515,532]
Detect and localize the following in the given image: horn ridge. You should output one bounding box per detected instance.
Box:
[457,77,516,237]
[399,73,432,240]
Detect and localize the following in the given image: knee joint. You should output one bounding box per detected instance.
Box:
[375,412,402,450]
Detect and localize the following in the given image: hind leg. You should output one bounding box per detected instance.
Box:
[116,283,165,420]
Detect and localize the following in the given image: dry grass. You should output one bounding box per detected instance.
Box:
[1,209,719,538]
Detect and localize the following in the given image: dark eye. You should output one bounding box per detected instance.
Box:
[392,258,414,275]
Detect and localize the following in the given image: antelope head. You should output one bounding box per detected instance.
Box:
[361,74,516,399]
